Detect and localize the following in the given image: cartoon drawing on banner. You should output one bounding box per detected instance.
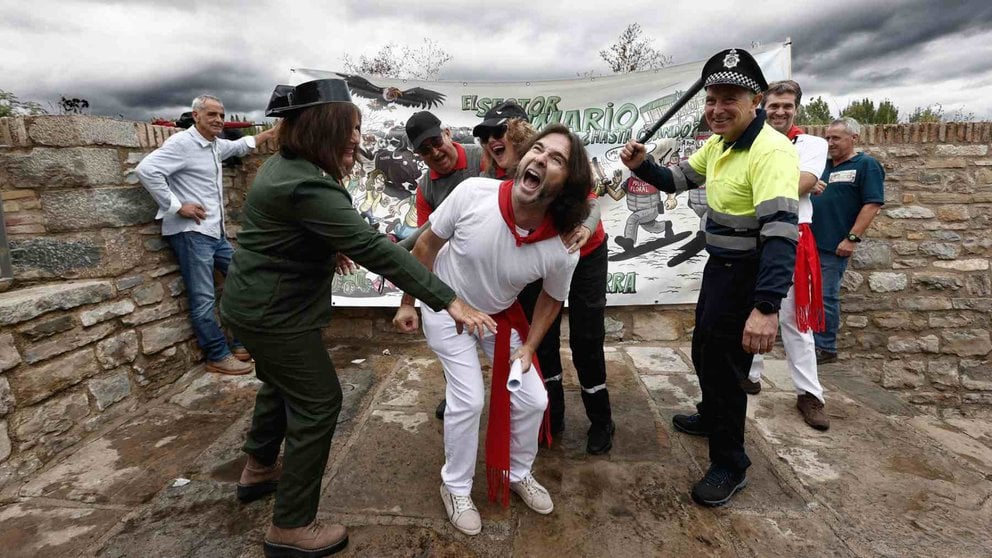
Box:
[301,40,793,305]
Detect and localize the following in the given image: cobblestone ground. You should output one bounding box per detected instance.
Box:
[1,341,990,557]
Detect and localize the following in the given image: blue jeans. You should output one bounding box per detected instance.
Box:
[814,249,849,353]
[166,232,238,362]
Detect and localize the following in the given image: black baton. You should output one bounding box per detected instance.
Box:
[636,77,706,144]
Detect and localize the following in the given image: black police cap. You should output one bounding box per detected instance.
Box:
[701,48,768,95]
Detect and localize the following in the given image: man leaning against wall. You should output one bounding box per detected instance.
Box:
[137,94,279,375]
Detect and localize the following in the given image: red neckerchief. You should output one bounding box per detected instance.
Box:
[786,125,805,141]
[494,166,507,179]
[486,301,551,506]
[497,179,558,246]
[428,142,468,180]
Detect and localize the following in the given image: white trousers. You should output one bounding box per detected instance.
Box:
[421,305,548,496]
[749,283,825,402]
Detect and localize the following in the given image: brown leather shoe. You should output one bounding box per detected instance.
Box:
[206,354,253,375]
[797,393,830,431]
[237,455,281,502]
[264,520,348,557]
[232,346,252,362]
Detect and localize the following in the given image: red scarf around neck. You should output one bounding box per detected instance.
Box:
[498,179,558,246]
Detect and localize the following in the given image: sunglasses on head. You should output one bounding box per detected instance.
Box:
[416,136,445,155]
[476,124,507,143]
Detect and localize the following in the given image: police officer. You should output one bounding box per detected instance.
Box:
[621,49,799,507]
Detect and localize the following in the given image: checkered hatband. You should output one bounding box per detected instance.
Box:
[705,71,763,94]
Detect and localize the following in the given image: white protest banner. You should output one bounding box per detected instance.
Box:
[290,42,791,306]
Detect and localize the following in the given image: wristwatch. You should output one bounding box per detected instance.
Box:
[847,232,862,243]
[754,300,777,315]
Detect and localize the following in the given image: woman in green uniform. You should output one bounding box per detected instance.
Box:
[220,79,495,558]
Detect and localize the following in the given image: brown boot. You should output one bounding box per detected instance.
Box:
[264,520,348,557]
[237,455,281,503]
[232,346,252,362]
[206,354,253,375]
[797,393,830,431]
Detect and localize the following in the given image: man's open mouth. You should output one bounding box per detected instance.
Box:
[522,168,542,191]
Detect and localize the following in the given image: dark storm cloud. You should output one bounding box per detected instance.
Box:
[790,0,992,75]
[82,61,283,121]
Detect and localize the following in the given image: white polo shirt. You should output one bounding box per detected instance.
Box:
[794,134,828,225]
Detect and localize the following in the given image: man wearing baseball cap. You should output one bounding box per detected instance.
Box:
[405,111,484,227]
[621,48,800,507]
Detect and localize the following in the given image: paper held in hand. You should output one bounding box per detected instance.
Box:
[507,358,524,392]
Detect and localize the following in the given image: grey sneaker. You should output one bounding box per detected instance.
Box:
[510,473,554,515]
[440,484,481,535]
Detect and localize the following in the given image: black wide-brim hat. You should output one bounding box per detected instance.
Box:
[701,48,768,95]
[472,100,529,137]
[264,85,294,117]
[267,79,353,116]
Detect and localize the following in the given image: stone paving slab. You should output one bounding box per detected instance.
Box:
[748,390,992,557]
[2,342,992,557]
[0,501,125,558]
[21,405,231,505]
[96,480,267,558]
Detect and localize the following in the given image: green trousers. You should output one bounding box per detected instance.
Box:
[232,326,343,528]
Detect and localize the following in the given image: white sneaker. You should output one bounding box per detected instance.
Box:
[510,473,554,514]
[440,484,481,535]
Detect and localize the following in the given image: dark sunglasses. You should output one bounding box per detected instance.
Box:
[416,136,445,155]
[476,125,507,143]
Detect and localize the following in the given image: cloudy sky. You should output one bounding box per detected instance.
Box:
[3,0,991,122]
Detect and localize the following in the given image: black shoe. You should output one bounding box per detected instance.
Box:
[672,413,708,437]
[615,236,635,250]
[740,377,761,395]
[691,465,747,507]
[435,399,446,420]
[586,421,615,455]
[815,348,838,365]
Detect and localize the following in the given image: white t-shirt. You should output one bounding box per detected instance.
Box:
[429,177,579,314]
[794,134,828,224]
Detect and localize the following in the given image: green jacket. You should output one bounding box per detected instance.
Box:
[221,154,455,333]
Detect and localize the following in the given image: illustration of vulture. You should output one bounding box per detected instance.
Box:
[335,72,445,109]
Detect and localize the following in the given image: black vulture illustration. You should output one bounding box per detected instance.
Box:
[335,73,445,109]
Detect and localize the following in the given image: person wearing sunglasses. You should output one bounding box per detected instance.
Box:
[405,111,485,228]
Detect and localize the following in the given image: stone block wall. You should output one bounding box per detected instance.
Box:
[0,115,277,489]
[803,122,992,412]
[0,115,990,487]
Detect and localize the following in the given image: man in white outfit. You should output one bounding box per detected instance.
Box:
[393,124,593,535]
[748,80,830,430]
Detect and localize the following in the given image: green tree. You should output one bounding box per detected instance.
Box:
[599,23,672,73]
[908,104,943,123]
[0,89,47,117]
[795,96,833,126]
[841,97,899,124]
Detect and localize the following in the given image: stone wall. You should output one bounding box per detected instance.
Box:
[0,115,990,488]
[801,122,992,413]
[0,115,278,489]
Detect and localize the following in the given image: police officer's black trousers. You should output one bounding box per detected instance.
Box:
[518,239,612,428]
[233,326,343,528]
[692,256,757,473]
